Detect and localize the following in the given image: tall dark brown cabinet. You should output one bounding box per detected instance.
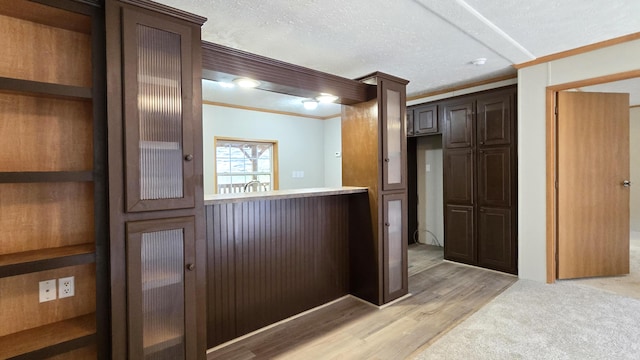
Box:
[408,85,517,275]
[106,0,207,358]
[343,72,409,305]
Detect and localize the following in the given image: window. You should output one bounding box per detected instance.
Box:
[214,138,278,194]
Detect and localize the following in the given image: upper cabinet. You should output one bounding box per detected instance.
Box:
[381,79,407,191]
[414,104,439,135]
[443,100,474,149]
[122,8,196,212]
[477,93,512,147]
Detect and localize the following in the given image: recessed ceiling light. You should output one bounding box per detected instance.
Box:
[471,58,487,66]
[302,99,318,110]
[315,93,339,103]
[233,77,261,88]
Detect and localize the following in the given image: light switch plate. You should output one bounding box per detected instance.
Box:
[39,279,57,302]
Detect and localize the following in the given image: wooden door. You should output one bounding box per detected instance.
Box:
[477,93,512,146]
[444,205,475,263]
[557,91,630,279]
[478,207,513,272]
[477,147,511,207]
[443,100,474,148]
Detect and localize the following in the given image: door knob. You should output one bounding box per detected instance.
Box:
[184,154,194,161]
[623,180,631,187]
[186,263,195,271]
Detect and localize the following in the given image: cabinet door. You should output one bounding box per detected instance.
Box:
[383,193,408,303]
[406,110,414,136]
[123,9,195,212]
[381,80,407,191]
[444,148,474,205]
[414,104,438,135]
[477,147,511,207]
[444,205,475,263]
[478,207,514,273]
[126,217,196,360]
[443,100,474,148]
[477,93,512,147]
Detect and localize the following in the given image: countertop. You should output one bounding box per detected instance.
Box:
[204,186,368,205]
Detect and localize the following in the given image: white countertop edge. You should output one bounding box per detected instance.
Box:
[204,186,368,205]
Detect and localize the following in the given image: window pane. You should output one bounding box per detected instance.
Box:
[215,140,275,194]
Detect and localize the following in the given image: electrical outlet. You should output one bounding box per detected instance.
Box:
[58,276,75,298]
[39,279,57,303]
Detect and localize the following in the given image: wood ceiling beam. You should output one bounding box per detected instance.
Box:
[201,41,375,105]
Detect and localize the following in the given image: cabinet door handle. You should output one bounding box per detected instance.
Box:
[480,141,484,145]
[186,263,195,271]
[184,154,194,161]
[384,158,390,162]
[384,222,390,227]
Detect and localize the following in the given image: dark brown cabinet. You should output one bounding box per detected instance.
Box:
[106,0,206,358]
[410,86,516,274]
[445,205,475,263]
[343,72,409,305]
[126,217,197,359]
[414,104,439,135]
[444,101,474,148]
[382,193,408,303]
[122,8,197,212]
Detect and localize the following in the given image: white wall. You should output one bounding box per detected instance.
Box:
[323,116,342,187]
[518,38,640,281]
[203,104,335,196]
[416,136,444,246]
[631,107,640,232]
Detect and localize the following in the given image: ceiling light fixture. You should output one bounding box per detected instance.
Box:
[471,58,487,66]
[302,99,318,110]
[315,93,339,103]
[233,77,261,88]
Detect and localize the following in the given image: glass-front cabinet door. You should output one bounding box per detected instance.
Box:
[381,80,407,191]
[383,193,408,302]
[126,217,196,360]
[122,8,195,212]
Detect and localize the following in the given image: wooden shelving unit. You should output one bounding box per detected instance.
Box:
[0,0,106,358]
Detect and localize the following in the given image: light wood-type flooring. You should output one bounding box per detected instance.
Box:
[207,244,516,360]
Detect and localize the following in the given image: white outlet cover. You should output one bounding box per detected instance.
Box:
[58,276,75,298]
[39,279,57,302]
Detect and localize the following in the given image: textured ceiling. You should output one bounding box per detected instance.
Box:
[155,0,640,97]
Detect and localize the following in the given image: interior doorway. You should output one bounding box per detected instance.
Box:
[408,135,445,276]
[546,73,640,283]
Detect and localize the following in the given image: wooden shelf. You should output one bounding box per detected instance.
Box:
[0,313,96,360]
[0,171,94,184]
[0,244,95,278]
[0,77,92,100]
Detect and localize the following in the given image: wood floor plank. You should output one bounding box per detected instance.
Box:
[207,247,517,360]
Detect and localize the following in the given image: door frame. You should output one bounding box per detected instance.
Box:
[545,69,640,283]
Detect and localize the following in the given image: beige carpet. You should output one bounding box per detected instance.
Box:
[414,279,640,359]
[414,232,640,360]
